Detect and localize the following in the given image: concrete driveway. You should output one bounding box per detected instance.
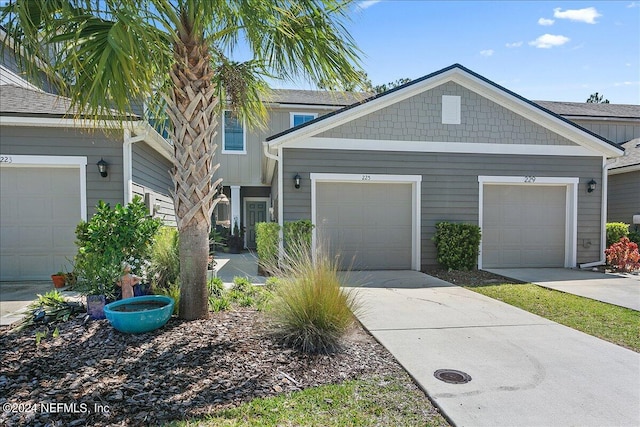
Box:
[487,268,640,311]
[346,271,640,427]
[0,281,53,326]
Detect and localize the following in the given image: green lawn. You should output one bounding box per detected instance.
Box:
[465,282,640,352]
[168,375,449,427]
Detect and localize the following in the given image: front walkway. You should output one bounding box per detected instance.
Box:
[487,268,640,311]
[346,270,640,427]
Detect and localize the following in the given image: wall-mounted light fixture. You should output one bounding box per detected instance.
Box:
[587,179,597,193]
[294,173,301,189]
[96,158,109,178]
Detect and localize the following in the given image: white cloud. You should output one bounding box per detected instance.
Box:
[627,2,639,8]
[614,81,640,87]
[538,18,555,26]
[529,34,570,48]
[480,49,494,57]
[553,7,602,24]
[357,0,381,10]
[506,41,523,48]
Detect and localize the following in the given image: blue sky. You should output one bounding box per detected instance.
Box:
[277,1,640,104]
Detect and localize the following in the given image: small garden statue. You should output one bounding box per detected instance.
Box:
[117,263,141,299]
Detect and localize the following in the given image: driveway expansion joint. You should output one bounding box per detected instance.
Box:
[368,323,553,332]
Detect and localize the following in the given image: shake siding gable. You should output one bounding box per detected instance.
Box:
[282,148,603,268]
[317,81,577,146]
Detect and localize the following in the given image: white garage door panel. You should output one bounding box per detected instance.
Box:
[0,167,80,280]
[316,182,412,270]
[483,185,566,268]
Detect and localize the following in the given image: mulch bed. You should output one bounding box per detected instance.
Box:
[424,268,525,287]
[0,309,408,426]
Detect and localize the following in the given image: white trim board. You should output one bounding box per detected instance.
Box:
[287,137,597,157]
[0,154,88,221]
[477,175,579,269]
[310,173,422,270]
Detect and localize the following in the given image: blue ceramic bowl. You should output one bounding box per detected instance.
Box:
[104,295,174,334]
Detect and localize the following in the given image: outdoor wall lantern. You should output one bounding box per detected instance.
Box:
[294,173,301,189]
[587,179,597,193]
[96,158,109,177]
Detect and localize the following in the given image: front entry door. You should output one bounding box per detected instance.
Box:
[246,201,267,249]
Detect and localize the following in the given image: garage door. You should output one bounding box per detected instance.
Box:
[316,182,412,270]
[0,166,81,280]
[482,185,566,268]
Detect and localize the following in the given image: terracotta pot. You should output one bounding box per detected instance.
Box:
[51,274,66,288]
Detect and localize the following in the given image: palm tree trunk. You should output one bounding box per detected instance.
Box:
[165,25,220,320]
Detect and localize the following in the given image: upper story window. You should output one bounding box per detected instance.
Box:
[290,112,318,128]
[222,111,246,154]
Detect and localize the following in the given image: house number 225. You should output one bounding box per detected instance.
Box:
[362,175,371,181]
[524,176,536,183]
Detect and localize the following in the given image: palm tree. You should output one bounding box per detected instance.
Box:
[2,0,363,320]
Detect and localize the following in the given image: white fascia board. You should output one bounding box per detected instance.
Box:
[448,73,623,158]
[608,164,640,175]
[268,68,459,149]
[132,122,173,161]
[0,116,127,128]
[291,137,597,157]
[311,173,422,183]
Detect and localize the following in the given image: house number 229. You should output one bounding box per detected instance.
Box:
[524,176,536,183]
[362,175,371,181]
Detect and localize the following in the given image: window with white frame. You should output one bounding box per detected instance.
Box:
[222,111,246,153]
[290,112,317,128]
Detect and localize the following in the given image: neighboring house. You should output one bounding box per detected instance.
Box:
[537,101,640,226]
[213,89,366,248]
[0,85,174,281]
[264,64,624,270]
[607,139,640,226]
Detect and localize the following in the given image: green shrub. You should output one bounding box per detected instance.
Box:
[75,197,162,280]
[149,227,180,290]
[284,220,314,250]
[208,277,224,298]
[606,222,630,247]
[255,222,281,272]
[209,295,230,312]
[628,230,640,245]
[269,242,358,354]
[154,282,180,315]
[433,222,481,270]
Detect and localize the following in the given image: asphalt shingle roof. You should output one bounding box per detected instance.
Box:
[610,138,640,169]
[0,84,76,116]
[535,101,640,120]
[266,89,370,106]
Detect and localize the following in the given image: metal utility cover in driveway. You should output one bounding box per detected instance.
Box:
[348,270,640,427]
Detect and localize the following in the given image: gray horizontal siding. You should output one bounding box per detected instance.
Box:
[283,148,603,268]
[132,183,176,227]
[608,171,640,224]
[318,81,576,146]
[132,141,172,195]
[572,120,640,144]
[0,125,123,216]
[214,107,335,186]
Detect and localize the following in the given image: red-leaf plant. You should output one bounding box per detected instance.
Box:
[605,237,640,272]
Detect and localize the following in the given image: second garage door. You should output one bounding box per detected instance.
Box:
[316,182,412,270]
[482,185,566,268]
[0,166,81,280]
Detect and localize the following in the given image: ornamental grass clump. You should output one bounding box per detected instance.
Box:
[269,242,358,354]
